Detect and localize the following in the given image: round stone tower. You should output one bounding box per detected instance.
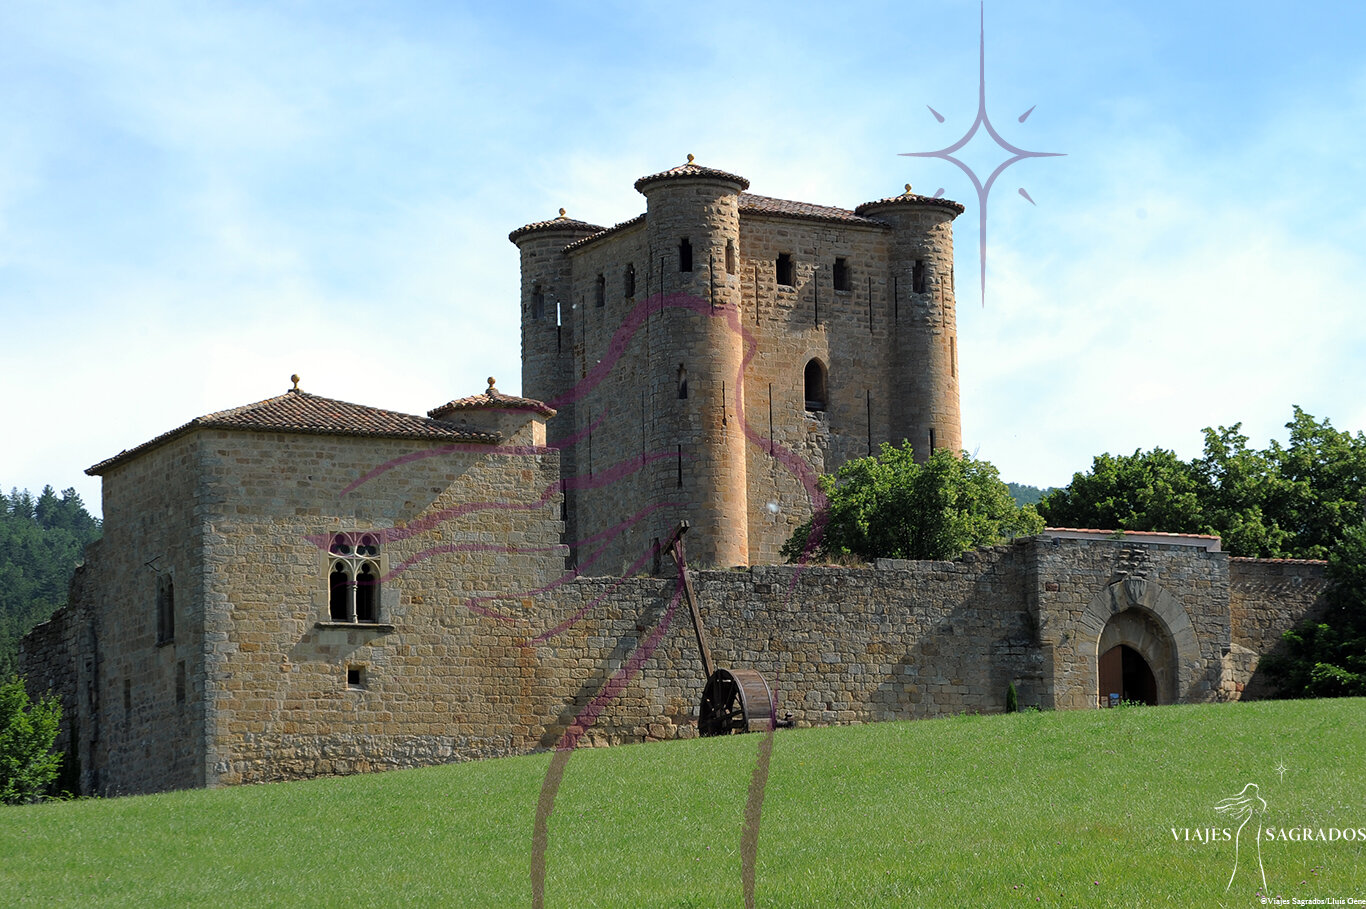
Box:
[855,187,965,459]
[634,156,750,567]
[509,211,605,408]
[509,211,604,557]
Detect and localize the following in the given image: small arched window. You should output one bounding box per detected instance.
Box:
[679,238,693,273]
[804,359,828,412]
[623,263,636,299]
[725,240,737,275]
[677,364,688,400]
[595,273,606,307]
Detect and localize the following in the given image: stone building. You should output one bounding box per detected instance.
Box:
[19,160,1330,796]
[511,156,962,570]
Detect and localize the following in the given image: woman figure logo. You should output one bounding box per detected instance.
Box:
[1214,783,1267,892]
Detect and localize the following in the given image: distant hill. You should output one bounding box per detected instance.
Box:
[1006,482,1053,508]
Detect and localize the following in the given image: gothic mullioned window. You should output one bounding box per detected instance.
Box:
[329,533,381,623]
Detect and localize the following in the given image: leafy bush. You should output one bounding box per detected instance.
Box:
[0,677,63,805]
[781,444,1044,563]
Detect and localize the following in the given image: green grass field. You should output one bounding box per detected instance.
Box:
[4,699,1364,908]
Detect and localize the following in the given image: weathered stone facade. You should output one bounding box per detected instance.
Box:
[18,161,1331,796]
[512,158,962,571]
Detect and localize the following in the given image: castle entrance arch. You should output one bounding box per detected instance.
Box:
[1075,579,1200,708]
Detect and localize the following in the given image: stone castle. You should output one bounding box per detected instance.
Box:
[20,158,1327,796]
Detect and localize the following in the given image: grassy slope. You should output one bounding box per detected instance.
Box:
[4,699,1364,908]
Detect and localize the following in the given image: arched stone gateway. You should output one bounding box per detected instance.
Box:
[1077,579,1202,707]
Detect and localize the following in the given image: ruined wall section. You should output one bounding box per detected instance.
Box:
[197,429,568,787]
[1227,558,1330,699]
[16,577,84,793]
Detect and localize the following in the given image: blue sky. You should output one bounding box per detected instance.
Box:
[3,1,1364,516]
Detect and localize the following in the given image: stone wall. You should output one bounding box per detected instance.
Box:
[197,428,568,786]
[27,513,1333,794]
[1228,558,1330,699]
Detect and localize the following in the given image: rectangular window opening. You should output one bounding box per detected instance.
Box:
[347,666,366,690]
[833,257,851,292]
[176,661,186,704]
[776,253,794,287]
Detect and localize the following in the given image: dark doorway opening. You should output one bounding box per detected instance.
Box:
[1098,644,1158,706]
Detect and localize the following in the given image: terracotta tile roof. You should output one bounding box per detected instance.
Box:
[855,186,966,217]
[739,193,886,227]
[88,388,499,475]
[562,213,646,253]
[563,195,887,256]
[634,156,750,193]
[508,209,606,244]
[428,379,556,419]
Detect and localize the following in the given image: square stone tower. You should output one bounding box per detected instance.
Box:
[511,157,964,572]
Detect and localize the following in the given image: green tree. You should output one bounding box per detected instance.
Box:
[1039,409,1366,560]
[781,444,1044,563]
[1037,448,1209,538]
[0,677,63,804]
[0,486,102,677]
[1261,409,1366,560]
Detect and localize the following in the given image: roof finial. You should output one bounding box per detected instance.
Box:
[290,374,300,392]
[487,376,497,396]
[686,153,695,165]
[557,208,566,218]
[904,183,913,194]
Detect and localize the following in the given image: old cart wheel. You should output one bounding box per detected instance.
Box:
[698,668,775,736]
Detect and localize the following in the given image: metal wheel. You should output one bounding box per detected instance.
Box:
[698,668,775,736]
